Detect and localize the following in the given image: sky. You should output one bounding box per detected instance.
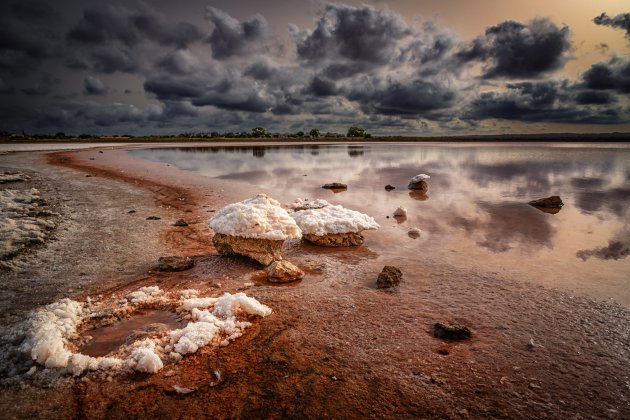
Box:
[0,0,629,136]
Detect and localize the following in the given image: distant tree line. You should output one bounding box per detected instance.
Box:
[0,127,372,140]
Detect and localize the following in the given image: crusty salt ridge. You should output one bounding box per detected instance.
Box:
[12,286,272,377]
[0,172,30,183]
[209,193,301,240]
[411,174,430,183]
[291,204,380,236]
[288,198,330,211]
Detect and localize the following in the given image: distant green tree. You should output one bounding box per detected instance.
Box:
[296,131,305,137]
[347,127,367,137]
[251,127,268,138]
[309,129,320,138]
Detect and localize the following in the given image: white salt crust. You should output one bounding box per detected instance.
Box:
[17,287,272,376]
[411,174,430,183]
[209,194,302,240]
[291,204,380,236]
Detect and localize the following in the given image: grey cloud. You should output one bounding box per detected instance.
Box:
[582,56,630,93]
[295,4,409,71]
[458,18,570,78]
[577,229,630,261]
[594,12,630,40]
[84,76,107,95]
[464,81,625,124]
[205,7,267,59]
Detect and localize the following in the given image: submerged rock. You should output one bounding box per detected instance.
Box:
[322,182,347,190]
[158,256,194,272]
[376,265,403,289]
[146,216,161,220]
[433,323,471,340]
[528,196,563,208]
[408,228,421,238]
[173,218,188,227]
[385,184,395,191]
[267,260,304,283]
[213,233,284,266]
[303,232,365,247]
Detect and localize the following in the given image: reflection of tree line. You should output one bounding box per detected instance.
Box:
[167,145,337,157]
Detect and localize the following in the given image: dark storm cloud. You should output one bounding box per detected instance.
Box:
[582,56,630,93]
[574,187,630,216]
[594,12,630,40]
[361,79,456,116]
[84,76,107,95]
[21,73,58,96]
[458,18,571,78]
[205,7,267,59]
[294,4,409,70]
[308,76,338,96]
[575,90,616,105]
[143,76,205,100]
[464,81,625,124]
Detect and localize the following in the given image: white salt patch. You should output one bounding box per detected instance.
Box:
[181,297,217,311]
[173,385,194,394]
[126,339,163,373]
[0,172,30,183]
[411,174,430,183]
[171,292,271,356]
[394,207,407,217]
[178,289,199,299]
[291,205,380,236]
[209,193,301,240]
[127,286,163,303]
[0,188,55,261]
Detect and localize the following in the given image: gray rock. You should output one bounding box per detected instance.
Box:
[385,184,395,191]
[173,219,188,227]
[146,216,161,220]
[407,179,428,192]
[322,182,347,190]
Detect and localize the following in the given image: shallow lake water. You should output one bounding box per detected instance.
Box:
[130,143,630,306]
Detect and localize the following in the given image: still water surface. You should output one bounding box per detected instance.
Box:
[131,143,630,305]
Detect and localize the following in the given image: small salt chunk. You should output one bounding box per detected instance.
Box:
[173,385,195,394]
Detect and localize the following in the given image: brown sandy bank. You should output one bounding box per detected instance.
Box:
[0,146,628,419]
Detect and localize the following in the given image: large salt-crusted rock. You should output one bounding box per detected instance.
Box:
[291,203,379,247]
[209,194,302,265]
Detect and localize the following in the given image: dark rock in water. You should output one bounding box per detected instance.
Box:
[146,216,161,220]
[376,265,403,289]
[528,196,563,208]
[128,210,136,214]
[158,256,194,272]
[98,151,103,154]
[322,182,347,190]
[433,323,471,340]
[385,184,395,191]
[184,209,192,213]
[173,218,188,227]
[408,179,428,192]
[267,260,304,283]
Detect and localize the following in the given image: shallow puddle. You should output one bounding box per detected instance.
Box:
[80,309,183,357]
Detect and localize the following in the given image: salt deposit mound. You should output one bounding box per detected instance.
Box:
[291,203,379,247]
[209,194,302,265]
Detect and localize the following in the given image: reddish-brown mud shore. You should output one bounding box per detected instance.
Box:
[0,145,628,419]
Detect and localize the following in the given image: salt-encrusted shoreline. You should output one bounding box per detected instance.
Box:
[0,146,628,419]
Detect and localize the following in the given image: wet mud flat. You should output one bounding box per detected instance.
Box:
[0,145,628,419]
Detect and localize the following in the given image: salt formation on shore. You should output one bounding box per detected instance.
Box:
[10,286,272,377]
[0,188,56,265]
[209,194,302,265]
[290,199,379,247]
[408,173,430,192]
[0,172,30,183]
